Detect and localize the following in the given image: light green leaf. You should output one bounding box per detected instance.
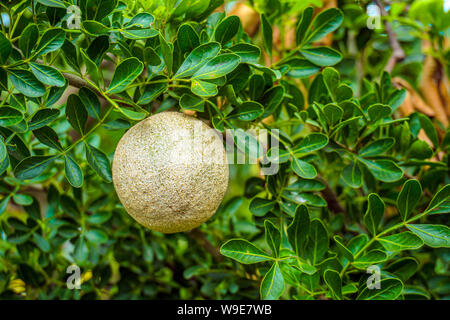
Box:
[249,197,275,217]
[191,79,218,97]
[174,42,221,79]
[220,239,272,264]
[378,232,423,252]
[406,224,450,248]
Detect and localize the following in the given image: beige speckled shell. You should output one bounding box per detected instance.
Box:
[112,112,229,233]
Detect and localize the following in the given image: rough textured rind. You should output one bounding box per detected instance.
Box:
[112,112,229,233]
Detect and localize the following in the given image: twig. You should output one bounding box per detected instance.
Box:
[374,0,405,72]
[317,176,345,214]
[188,228,223,262]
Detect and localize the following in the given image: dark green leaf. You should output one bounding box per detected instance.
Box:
[378,232,423,252]
[265,220,281,257]
[324,269,343,300]
[34,28,65,57]
[64,155,83,188]
[406,224,450,248]
[8,69,46,97]
[397,179,422,221]
[260,262,284,300]
[107,57,144,94]
[14,156,56,180]
[287,204,310,256]
[300,47,342,66]
[363,193,385,236]
[215,15,240,44]
[85,143,112,182]
[29,63,65,87]
[66,94,87,134]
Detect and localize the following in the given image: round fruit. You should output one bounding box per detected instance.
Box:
[112,112,229,233]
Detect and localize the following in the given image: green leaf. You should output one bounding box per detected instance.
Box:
[0,136,6,163]
[232,129,263,159]
[357,276,403,300]
[34,28,65,57]
[33,233,50,252]
[107,57,144,94]
[191,79,218,97]
[293,133,329,155]
[19,24,39,58]
[193,53,240,80]
[79,87,101,120]
[408,140,433,159]
[215,15,240,44]
[177,23,200,53]
[284,58,320,78]
[159,33,173,74]
[13,194,33,206]
[418,113,438,147]
[285,179,325,192]
[64,155,83,188]
[364,193,385,236]
[425,184,450,214]
[174,42,221,79]
[397,179,422,221]
[300,47,342,66]
[33,126,63,151]
[74,236,89,263]
[341,161,362,188]
[138,80,168,105]
[8,69,46,97]
[85,229,109,244]
[323,103,343,126]
[296,7,314,45]
[333,235,354,261]
[358,158,403,182]
[220,239,272,264]
[82,21,111,36]
[36,0,66,8]
[306,219,328,264]
[265,220,281,257]
[180,94,205,112]
[249,198,275,217]
[368,104,392,122]
[229,43,261,64]
[28,109,60,131]
[261,14,273,58]
[14,156,56,180]
[359,138,395,157]
[233,101,264,121]
[287,204,310,256]
[121,29,158,40]
[260,262,284,300]
[0,107,24,127]
[406,224,450,248]
[324,269,343,300]
[85,143,112,182]
[29,63,65,87]
[0,32,12,64]
[305,8,343,43]
[378,232,423,252]
[352,250,387,268]
[291,157,317,179]
[125,12,154,28]
[386,258,419,282]
[66,94,87,134]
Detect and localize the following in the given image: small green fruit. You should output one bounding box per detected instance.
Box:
[112,112,229,233]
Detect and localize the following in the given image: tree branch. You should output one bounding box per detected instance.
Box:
[317,176,345,214]
[188,228,223,262]
[374,0,405,72]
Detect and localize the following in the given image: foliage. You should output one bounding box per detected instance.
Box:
[0,0,448,300]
